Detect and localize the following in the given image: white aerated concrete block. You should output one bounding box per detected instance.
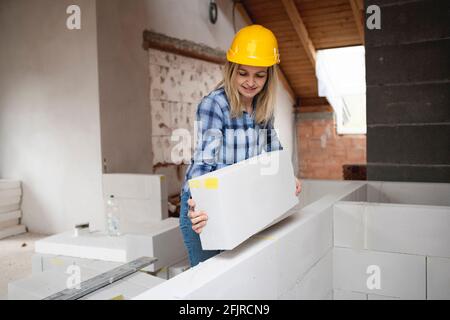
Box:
[0,188,21,199]
[333,247,426,299]
[333,289,367,300]
[134,237,278,300]
[0,210,21,223]
[9,264,164,300]
[334,203,365,249]
[0,218,19,229]
[0,180,21,189]
[102,174,168,222]
[115,199,169,233]
[341,184,367,202]
[39,254,122,274]
[278,287,296,300]
[31,254,44,274]
[0,210,21,230]
[0,196,21,208]
[367,294,400,300]
[0,225,26,239]
[295,249,333,300]
[168,258,190,279]
[189,150,298,250]
[334,202,450,257]
[427,256,450,300]
[127,272,166,289]
[8,267,100,300]
[367,181,450,206]
[102,174,168,202]
[0,203,20,214]
[83,273,165,300]
[35,218,186,272]
[268,205,332,296]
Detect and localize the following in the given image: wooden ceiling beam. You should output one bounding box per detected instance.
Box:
[280,0,317,67]
[349,0,365,44]
[235,2,296,102]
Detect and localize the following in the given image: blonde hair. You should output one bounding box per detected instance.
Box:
[215,61,278,125]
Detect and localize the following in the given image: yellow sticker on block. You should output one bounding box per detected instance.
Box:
[188,180,201,189]
[204,177,219,190]
[51,258,64,266]
[111,294,125,300]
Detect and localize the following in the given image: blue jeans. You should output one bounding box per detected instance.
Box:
[179,190,220,267]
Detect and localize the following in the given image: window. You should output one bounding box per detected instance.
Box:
[316,46,366,134]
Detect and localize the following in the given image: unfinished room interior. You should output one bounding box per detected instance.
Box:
[0,0,449,302]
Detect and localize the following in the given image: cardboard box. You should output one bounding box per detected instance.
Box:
[188,150,299,250]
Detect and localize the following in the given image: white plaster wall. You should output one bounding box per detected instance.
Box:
[0,0,104,234]
[274,81,296,169]
[144,0,247,53]
[96,0,153,174]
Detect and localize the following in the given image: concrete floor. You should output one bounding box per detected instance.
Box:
[0,232,48,299]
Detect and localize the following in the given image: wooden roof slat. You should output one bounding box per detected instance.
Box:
[242,0,363,101]
[281,0,317,67]
[349,0,365,44]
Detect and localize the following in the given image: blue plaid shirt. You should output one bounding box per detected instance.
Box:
[181,87,283,194]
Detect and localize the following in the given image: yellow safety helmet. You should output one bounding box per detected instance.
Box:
[227,25,280,67]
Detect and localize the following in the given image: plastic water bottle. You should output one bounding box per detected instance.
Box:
[105,195,121,236]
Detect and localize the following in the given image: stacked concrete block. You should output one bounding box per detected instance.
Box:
[0,180,26,239]
[102,174,168,233]
[269,206,333,298]
[8,259,165,300]
[333,247,426,299]
[134,236,279,300]
[367,181,450,206]
[336,202,450,257]
[133,182,371,300]
[189,150,299,250]
[168,258,190,279]
[333,289,367,300]
[34,218,186,272]
[294,249,333,300]
[427,257,450,300]
[334,188,450,300]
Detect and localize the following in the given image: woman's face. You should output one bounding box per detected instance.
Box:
[235,64,268,101]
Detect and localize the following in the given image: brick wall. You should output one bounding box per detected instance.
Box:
[297,113,366,180]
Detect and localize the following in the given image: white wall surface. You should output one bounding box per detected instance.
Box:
[0,0,104,234]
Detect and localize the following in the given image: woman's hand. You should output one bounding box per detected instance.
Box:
[295,177,302,196]
[187,198,208,234]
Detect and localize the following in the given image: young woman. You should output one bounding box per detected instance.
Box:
[179,25,302,267]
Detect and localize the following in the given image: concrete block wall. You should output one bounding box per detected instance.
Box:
[333,182,450,299]
[129,180,449,300]
[133,181,365,300]
[366,181,450,206]
[365,0,450,182]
